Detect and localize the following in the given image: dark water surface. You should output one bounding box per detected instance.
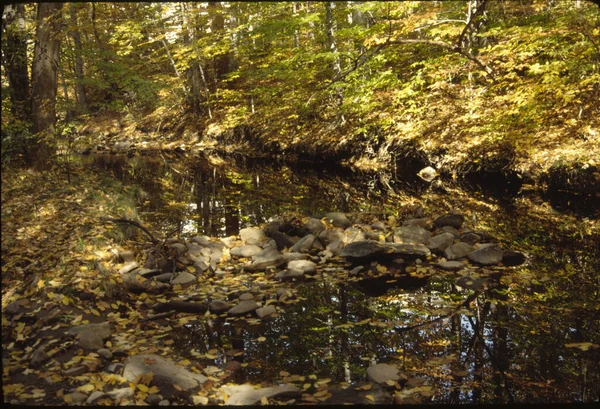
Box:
[83,153,599,404]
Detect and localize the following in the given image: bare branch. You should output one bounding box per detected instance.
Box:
[99,217,159,244]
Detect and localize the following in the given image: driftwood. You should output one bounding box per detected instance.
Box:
[99,217,159,244]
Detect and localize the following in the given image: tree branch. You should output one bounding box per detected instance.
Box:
[99,217,159,244]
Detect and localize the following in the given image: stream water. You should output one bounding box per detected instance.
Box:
[83,152,599,404]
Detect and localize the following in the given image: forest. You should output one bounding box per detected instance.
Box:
[2,1,600,406]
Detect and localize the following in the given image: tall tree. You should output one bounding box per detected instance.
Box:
[69,3,87,109]
[31,2,62,169]
[2,4,30,121]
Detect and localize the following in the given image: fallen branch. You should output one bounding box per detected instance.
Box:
[99,217,159,244]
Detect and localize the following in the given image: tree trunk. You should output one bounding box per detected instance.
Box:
[69,3,87,109]
[31,3,63,170]
[2,4,30,121]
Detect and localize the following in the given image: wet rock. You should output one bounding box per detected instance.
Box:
[366,363,405,385]
[439,225,460,237]
[324,212,352,229]
[417,166,438,182]
[123,355,207,395]
[459,231,482,245]
[274,269,306,281]
[68,322,111,350]
[318,229,344,246]
[239,292,254,301]
[283,252,308,262]
[118,261,139,275]
[502,250,526,266]
[222,384,301,406]
[340,241,386,260]
[456,275,490,291]
[444,242,475,260]
[185,242,204,257]
[228,300,260,316]
[153,273,174,283]
[119,250,136,263]
[271,231,296,250]
[30,346,49,368]
[106,387,135,401]
[468,243,503,265]
[146,394,163,405]
[306,218,326,235]
[171,271,196,286]
[87,391,106,404]
[437,261,465,271]
[287,259,316,275]
[107,363,124,373]
[344,227,367,243]
[290,234,315,253]
[433,213,465,229]
[386,243,431,258]
[170,242,188,256]
[239,227,266,245]
[256,305,277,319]
[247,248,286,271]
[191,235,211,246]
[97,348,113,359]
[230,244,262,258]
[394,226,431,244]
[402,218,429,228]
[371,221,387,231]
[209,300,233,314]
[64,365,88,377]
[427,232,455,254]
[64,392,88,404]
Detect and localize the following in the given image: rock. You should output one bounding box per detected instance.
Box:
[64,392,88,404]
[118,261,139,275]
[193,259,210,273]
[502,250,526,266]
[271,231,296,250]
[97,348,113,360]
[290,234,315,253]
[123,355,207,395]
[68,322,111,350]
[159,399,170,405]
[364,231,381,241]
[394,226,431,244]
[153,273,174,283]
[417,166,437,182]
[439,225,460,237]
[318,229,344,246]
[107,363,124,373]
[427,232,455,254]
[228,300,260,316]
[209,300,233,314]
[459,231,482,245]
[306,218,326,235]
[222,384,301,406]
[239,227,266,245]
[119,250,136,263]
[340,241,386,260]
[283,252,308,262]
[191,235,211,246]
[146,394,163,405]
[385,243,431,258]
[274,269,306,281]
[230,244,262,258]
[433,213,465,229]
[247,248,286,271]
[106,387,135,401]
[87,391,106,404]
[185,242,204,257]
[287,260,316,275]
[4,300,26,316]
[344,227,367,243]
[169,242,188,256]
[366,363,404,385]
[402,218,429,228]
[468,243,503,265]
[437,261,465,271]
[64,365,88,376]
[264,220,282,236]
[256,305,277,319]
[326,239,344,256]
[371,221,387,231]
[239,292,254,301]
[444,242,475,260]
[171,271,196,286]
[220,236,238,248]
[324,212,352,229]
[136,268,164,278]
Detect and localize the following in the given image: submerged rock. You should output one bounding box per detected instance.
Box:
[427,232,455,254]
[228,300,260,316]
[340,241,386,260]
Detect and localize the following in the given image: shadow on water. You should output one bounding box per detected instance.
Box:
[81,153,600,403]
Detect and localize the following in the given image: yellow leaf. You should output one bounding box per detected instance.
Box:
[90,309,101,316]
[365,394,375,402]
[257,336,267,342]
[173,384,183,391]
[37,280,45,289]
[137,384,149,392]
[63,394,73,404]
[111,303,118,310]
[61,295,71,306]
[355,383,372,391]
[565,342,599,351]
[148,386,160,394]
[187,266,196,273]
[260,396,269,404]
[77,384,95,393]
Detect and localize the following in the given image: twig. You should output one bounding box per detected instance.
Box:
[99,217,159,244]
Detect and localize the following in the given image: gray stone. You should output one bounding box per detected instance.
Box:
[433,213,465,229]
[439,225,460,238]
[119,250,136,263]
[271,231,296,250]
[340,241,386,259]
[123,355,207,392]
[171,271,196,286]
[228,300,260,316]
[107,363,124,373]
[324,212,352,229]
[185,243,204,257]
[344,227,367,243]
[247,248,286,271]
[427,232,455,254]
[366,363,403,385]
[385,243,431,258]
[153,273,174,283]
[209,300,233,314]
[437,261,465,271]
[170,242,188,256]
[290,234,315,253]
[118,261,139,275]
[146,394,163,405]
[256,305,277,319]
[468,243,503,265]
[417,166,438,182]
[287,260,316,275]
[240,227,266,245]
[444,242,475,260]
[326,239,344,256]
[136,268,164,278]
[230,244,262,258]
[220,236,238,248]
[97,348,113,359]
[402,218,429,228]
[86,391,106,404]
[394,226,431,244]
[371,221,387,231]
[460,231,482,245]
[106,387,135,400]
[223,384,301,406]
[306,218,326,235]
[30,345,49,368]
[191,235,210,246]
[274,269,306,281]
[159,400,170,406]
[193,259,210,273]
[239,292,254,301]
[65,392,88,404]
[64,365,87,376]
[318,229,344,246]
[283,252,308,262]
[68,322,111,350]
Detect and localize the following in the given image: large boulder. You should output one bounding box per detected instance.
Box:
[427,232,455,254]
[394,226,431,244]
[324,212,352,229]
[247,248,286,271]
[340,241,386,260]
[230,244,262,258]
[433,213,465,229]
[467,243,503,265]
[239,227,266,245]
